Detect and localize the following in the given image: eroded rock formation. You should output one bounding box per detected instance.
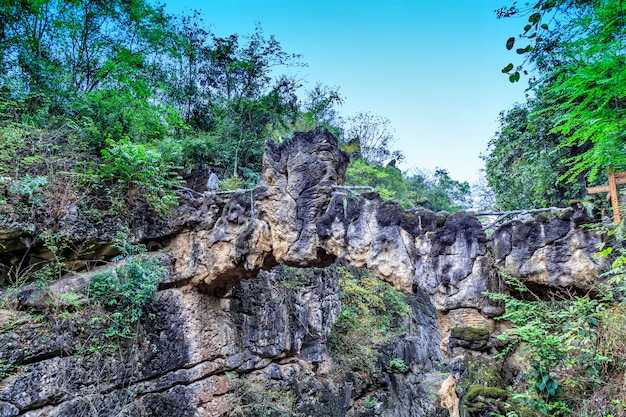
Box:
[168,129,505,316]
[0,127,608,416]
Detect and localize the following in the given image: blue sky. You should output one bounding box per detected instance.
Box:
[163,0,528,183]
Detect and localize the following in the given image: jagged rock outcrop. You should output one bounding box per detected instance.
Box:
[493,209,605,292]
[0,265,447,417]
[168,128,505,320]
[0,127,609,416]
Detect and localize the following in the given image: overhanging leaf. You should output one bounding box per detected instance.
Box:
[509,72,521,82]
[502,63,514,73]
[529,12,541,24]
[506,37,515,50]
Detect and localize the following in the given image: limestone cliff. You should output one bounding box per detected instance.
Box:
[0,128,608,416]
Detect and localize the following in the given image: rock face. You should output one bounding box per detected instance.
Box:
[0,128,608,416]
[0,265,447,417]
[493,209,605,292]
[168,128,505,318]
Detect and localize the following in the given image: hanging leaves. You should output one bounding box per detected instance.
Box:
[498,0,626,184]
[529,12,542,24]
[509,71,521,83]
[506,37,516,50]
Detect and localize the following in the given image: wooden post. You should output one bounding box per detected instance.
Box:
[586,166,623,223]
[608,166,621,224]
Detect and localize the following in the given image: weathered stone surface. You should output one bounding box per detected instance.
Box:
[438,375,460,417]
[493,207,607,291]
[261,128,349,265]
[0,265,448,416]
[0,128,610,416]
[448,327,491,353]
[163,129,505,322]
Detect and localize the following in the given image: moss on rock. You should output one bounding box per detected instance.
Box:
[449,326,491,352]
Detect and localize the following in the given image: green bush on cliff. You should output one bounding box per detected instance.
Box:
[388,357,409,373]
[487,275,626,416]
[89,255,164,339]
[329,266,410,376]
[228,375,302,417]
[99,136,181,214]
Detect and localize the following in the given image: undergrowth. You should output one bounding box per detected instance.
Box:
[227,374,303,417]
[88,237,164,339]
[329,265,411,377]
[487,273,626,417]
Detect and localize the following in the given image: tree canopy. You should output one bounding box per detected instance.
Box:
[486,0,625,209]
[0,0,471,218]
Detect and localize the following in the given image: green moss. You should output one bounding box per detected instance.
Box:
[465,385,508,401]
[463,385,508,415]
[456,355,501,399]
[450,326,490,342]
[463,385,539,417]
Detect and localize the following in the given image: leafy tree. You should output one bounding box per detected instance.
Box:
[346,159,470,212]
[165,23,305,181]
[498,0,626,183]
[266,82,344,142]
[404,168,471,212]
[0,0,172,101]
[346,158,408,204]
[482,102,586,210]
[99,136,181,213]
[341,111,404,166]
[487,274,626,416]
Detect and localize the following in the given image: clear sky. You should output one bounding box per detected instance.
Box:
[163,0,528,184]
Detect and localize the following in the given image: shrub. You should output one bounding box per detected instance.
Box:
[329,266,410,376]
[388,358,409,374]
[99,136,181,213]
[228,375,301,417]
[8,174,48,206]
[487,274,625,416]
[89,255,164,339]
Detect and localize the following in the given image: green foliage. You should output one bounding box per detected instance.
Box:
[0,0,173,101]
[487,273,626,416]
[388,357,409,374]
[329,266,411,376]
[346,159,408,204]
[0,0,326,198]
[483,103,587,210]
[278,266,315,291]
[8,174,48,206]
[99,136,180,213]
[228,375,302,417]
[88,255,164,339]
[267,84,345,144]
[219,175,247,191]
[78,89,179,150]
[405,168,471,212]
[0,124,29,175]
[497,0,626,188]
[345,159,470,212]
[361,395,378,410]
